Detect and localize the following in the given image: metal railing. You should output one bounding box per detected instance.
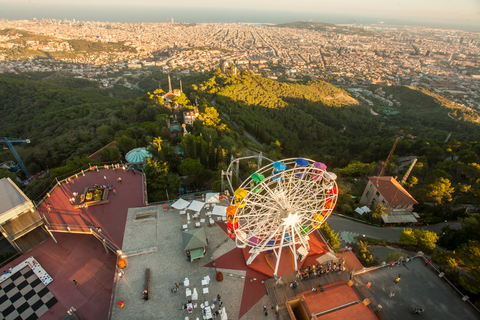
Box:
[45,224,121,255]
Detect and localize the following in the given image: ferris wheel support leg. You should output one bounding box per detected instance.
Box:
[273,227,288,277]
[291,225,298,272]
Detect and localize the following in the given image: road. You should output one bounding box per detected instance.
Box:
[327,215,462,242]
[328,215,404,242]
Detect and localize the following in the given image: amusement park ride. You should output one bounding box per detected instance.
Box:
[0,137,31,178]
[223,155,339,277]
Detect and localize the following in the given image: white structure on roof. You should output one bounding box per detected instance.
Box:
[187,200,205,212]
[354,206,371,216]
[0,178,49,253]
[205,193,220,204]
[172,198,190,210]
[211,205,227,217]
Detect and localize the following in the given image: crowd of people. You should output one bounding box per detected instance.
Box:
[298,259,346,280]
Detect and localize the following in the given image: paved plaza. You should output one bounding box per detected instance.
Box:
[111,202,275,320]
[354,258,479,320]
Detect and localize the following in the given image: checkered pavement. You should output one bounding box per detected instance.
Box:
[0,267,57,320]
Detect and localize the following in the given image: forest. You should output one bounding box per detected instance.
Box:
[0,68,479,303]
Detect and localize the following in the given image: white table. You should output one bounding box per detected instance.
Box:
[186,288,192,297]
[200,218,205,223]
[195,221,201,228]
[182,224,188,230]
[205,306,212,318]
[202,279,208,286]
[184,278,190,286]
[203,287,209,294]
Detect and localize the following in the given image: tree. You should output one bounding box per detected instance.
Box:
[0,169,21,186]
[144,158,180,202]
[356,240,377,267]
[115,135,137,154]
[178,158,204,176]
[320,222,340,251]
[199,107,221,127]
[456,240,480,294]
[96,124,115,144]
[399,228,417,246]
[424,177,454,205]
[399,228,439,252]
[98,146,120,162]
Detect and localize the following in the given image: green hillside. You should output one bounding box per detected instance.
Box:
[196,72,480,167]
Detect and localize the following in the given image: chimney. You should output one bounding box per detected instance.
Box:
[168,74,172,92]
[400,158,418,185]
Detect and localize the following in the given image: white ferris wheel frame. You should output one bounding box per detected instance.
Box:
[231,158,338,276]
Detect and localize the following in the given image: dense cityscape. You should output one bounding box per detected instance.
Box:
[1,19,479,111]
[1,13,480,320]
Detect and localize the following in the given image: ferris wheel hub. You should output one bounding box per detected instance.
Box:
[282,212,301,227]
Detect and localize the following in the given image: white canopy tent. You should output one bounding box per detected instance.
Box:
[205,192,220,204]
[211,205,227,217]
[188,200,205,212]
[172,198,190,210]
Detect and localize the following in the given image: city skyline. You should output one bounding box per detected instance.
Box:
[2,0,480,30]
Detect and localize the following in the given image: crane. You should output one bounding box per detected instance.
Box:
[376,137,400,184]
[0,137,31,178]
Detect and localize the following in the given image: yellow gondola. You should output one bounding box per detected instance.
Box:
[234,188,248,208]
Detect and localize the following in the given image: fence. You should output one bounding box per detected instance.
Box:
[32,161,134,208]
[45,224,121,255]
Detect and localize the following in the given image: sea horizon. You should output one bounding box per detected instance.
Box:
[2,3,480,32]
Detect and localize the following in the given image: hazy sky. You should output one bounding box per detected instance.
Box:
[3,0,480,27]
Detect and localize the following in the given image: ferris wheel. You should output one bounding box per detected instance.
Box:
[225,158,338,277]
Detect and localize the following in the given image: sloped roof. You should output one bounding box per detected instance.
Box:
[183,228,208,250]
[368,176,418,206]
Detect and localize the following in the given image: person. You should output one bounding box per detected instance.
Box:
[142,290,148,300]
[175,282,179,289]
[425,260,431,266]
[3,270,8,275]
[73,279,78,287]
[117,177,122,183]
[413,308,424,314]
[113,189,117,195]
[8,267,12,273]
[389,291,395,298]
[395,275,401,283]
[263,305,267,312]
[312,287,317,292]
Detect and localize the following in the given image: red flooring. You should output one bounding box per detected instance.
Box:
[239,231,330,277]
[39,169,145,248]
[204,247,268,319]
[2,233,117,320]
[336,250,364,272]
[209,222,332,319]
[0,169,146,319]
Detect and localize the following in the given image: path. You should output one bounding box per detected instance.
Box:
[328,215,462,243]
[220,111,262,147]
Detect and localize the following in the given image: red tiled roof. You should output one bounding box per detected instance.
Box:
[368,176,418,205]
